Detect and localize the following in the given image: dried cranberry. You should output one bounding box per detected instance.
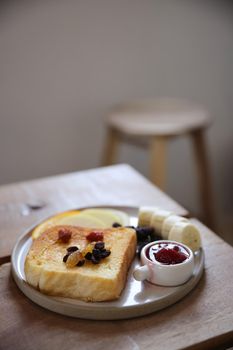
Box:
[86,231,103,242]
[58,229,72,243]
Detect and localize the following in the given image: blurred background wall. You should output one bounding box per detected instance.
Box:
[0,0,232,231]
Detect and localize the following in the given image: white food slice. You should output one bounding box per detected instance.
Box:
[138,206,158,227]
[104,208,130,226]
[81,208,130,227]
[150,208,174,235]
[58,213,106,228]
[168,222,202,252]
[161,215,189,239]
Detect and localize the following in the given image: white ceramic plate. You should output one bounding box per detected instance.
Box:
[11,206,204,320]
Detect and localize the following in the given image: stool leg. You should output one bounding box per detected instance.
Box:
[102,127,119,165]
[149,136,168,190]
[190,129,216,229]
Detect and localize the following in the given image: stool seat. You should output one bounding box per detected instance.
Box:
[108,98,211,136]
[102,97,215,229]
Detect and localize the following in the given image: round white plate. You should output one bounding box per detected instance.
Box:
[11,206,204,320]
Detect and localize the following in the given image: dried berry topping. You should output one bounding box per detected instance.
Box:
[63,237,111,267]
[77,260,85,267]
[58,229,72,243]
[66,250,84,268]
[63,254,69,263]
[94,242,105,250]
[92,249,102,259]
[67,246,79,253]
[82,243,94,256]
[86,231,103,242]
[136,227,155,241]
[91,255,101,264]
[100,250,111,258]
[112,222,122,228]
[84,252,92,260]
[136,236,152,258]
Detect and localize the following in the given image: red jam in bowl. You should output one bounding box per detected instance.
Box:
[146,242,189,265]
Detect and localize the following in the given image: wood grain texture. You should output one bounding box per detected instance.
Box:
[101,127,119,165]
[0,164,187,260]
[0,220,233,350]
[149,135,169,190]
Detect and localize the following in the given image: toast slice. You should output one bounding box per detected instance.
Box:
[24,225,136,302]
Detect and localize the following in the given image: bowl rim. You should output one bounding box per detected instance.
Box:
[141,240,194,268]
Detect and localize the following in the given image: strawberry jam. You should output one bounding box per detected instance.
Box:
[146,242,189,265]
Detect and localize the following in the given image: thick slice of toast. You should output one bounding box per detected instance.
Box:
[25,225,136,302]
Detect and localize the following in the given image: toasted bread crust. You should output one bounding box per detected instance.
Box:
[25,225,136,301]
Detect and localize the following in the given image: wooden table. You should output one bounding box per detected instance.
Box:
[0,164,232,350]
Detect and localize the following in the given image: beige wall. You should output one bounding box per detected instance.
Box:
[0,0,233,219]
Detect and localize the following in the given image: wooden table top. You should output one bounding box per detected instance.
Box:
[0,164,187,262]
[0,164,232,350]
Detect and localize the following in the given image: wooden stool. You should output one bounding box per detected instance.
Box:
[102,98,215,229]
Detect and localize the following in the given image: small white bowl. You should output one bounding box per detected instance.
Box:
[133,240,194,287]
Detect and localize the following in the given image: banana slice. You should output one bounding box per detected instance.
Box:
[138,206,158,227]
[168,222,201,252]
[150,209,174,235]
[161,215,189,239]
